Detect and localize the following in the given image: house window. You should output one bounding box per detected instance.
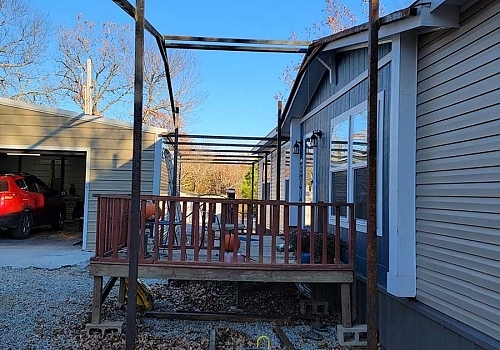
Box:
[330,108,367,220]
[329,93,383,235]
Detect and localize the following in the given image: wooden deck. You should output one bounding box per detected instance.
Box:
[88,195,357,327]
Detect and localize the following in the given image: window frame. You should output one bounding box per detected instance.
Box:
[329,92,384,236]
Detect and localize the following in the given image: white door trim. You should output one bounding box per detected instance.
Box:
[0,144,91,251]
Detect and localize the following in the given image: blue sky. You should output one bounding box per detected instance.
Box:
[38,0,406,137]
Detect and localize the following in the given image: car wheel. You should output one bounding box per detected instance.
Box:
[51,211,65,231]
[12,212,32,239]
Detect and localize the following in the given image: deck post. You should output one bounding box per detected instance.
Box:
[91,276,103,324]
[236,282,243,310]
[118,277,127,308]
[340,283,352,328]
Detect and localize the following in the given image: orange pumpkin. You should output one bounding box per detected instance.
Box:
[223,233,240,252]
[144,202,156,219]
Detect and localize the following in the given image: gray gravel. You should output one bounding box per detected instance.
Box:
[0,263,341,350]
[0,263,92,350]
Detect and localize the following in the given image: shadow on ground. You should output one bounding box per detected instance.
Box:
[0,222,93,269]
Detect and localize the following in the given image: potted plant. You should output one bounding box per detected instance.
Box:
[289,226,346,263]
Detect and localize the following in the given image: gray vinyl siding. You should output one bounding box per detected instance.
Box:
[301,43,392,286]
[415,0,500,342]
[0,102,159,251]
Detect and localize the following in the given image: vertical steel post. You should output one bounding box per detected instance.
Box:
[178,156,182,194]
[264,152,268,199]
[126,0,144,348]
[172,103,180,196]
[276,101,282,201]
[251,163,255,200]
[367,0,380,348]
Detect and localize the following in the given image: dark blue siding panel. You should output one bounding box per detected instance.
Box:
[355,280,499,350]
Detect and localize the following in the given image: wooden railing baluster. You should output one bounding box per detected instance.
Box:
[192,201,200,262]
[284,205,290,264]
[207,202,214,262]
[232,202,239,262]
[112,198,119,258]
[153,199,160,262]
[297,205,302,264]
[335,206,341,264]
[167,201,175,261]
[349,203,356,267]
[258,204,265,264]
[271,204,278,264]
[139,199,146,260]
[180,201,187,262]
[322,204,328,265]
[310,204,315,265]
[245,203,252,262]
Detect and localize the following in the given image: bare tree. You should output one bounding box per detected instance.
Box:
[181,152,249,197]
[276,0,402,98]
[55,15,205,129]
[143,42,205,129]
[277,0,358,97]
[54,16,133,117]
[0,0,53,104]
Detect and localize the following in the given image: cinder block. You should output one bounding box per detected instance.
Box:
[85,321,124,335]
[300,299,329,315]
[336,324,367,346]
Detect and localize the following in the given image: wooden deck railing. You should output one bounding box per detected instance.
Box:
[93,194,356,270]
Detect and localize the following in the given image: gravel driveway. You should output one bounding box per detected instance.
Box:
[0,231,351,349]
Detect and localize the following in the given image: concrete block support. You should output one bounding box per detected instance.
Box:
[337,324,368,346]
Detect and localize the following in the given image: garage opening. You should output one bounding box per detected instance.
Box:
[0,149,87,234]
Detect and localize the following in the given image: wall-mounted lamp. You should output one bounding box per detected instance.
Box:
[292,140,302,155]
[308,130,323,148]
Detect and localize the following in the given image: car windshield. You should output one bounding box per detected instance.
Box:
[0,180,8,192]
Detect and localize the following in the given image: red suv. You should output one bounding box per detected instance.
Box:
[0,173,66,239]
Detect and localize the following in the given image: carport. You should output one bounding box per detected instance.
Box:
[0,150,87,228]
[0,97,167,251]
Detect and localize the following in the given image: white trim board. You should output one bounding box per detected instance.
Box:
[387,31,417,298]
[0,144,91,251]
[322,4,459,53]
[301,52,392,124]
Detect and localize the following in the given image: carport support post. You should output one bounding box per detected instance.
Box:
[366,0,380,348]
[126,0,145,349]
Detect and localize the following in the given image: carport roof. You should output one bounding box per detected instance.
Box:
[0,97,166,135]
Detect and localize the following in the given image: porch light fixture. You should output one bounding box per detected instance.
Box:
[309,130,323,148]
[292,140,302,155]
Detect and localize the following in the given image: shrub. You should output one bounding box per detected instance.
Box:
[289,226,346,263]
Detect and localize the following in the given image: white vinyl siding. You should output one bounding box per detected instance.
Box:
[415,0,500,341]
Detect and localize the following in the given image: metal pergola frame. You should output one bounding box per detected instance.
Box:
[111,1,381,349]
[162,133,287,196]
